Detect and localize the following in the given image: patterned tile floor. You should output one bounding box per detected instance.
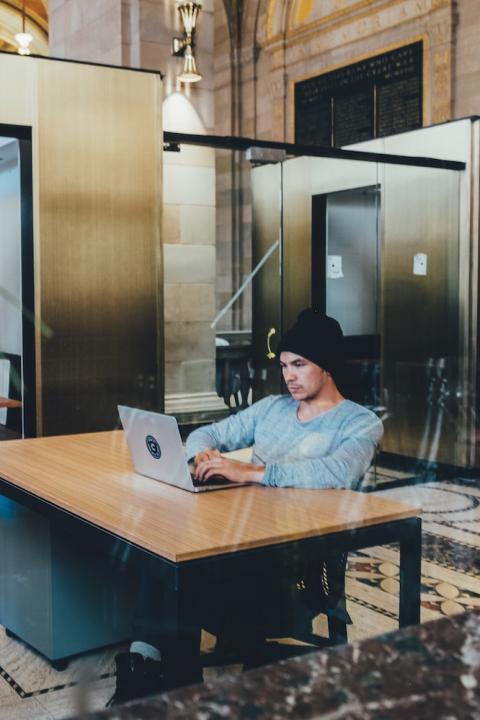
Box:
[0,476,479,719]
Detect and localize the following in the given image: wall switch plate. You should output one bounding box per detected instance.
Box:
[327,255,344,279]
[413,252,427,276]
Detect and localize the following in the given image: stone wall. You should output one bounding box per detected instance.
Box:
[230,0,457,143]
[215,0,480,146]
[48,0,122,65]
[452,0,480,118]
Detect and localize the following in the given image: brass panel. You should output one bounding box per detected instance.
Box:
[35,59,163,434]
[251,163,282,398]
[381,165,460,464]
[282,157,312,329]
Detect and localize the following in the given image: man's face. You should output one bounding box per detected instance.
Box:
[279,351,328,401]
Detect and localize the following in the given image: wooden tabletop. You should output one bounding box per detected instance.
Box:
[0,431,421,563]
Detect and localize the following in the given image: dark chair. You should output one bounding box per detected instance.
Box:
[274,468,377,652]
[200,468,380,669]
[199,550,351,670]
[215,344,252,409]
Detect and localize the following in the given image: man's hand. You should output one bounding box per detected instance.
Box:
[194,455,265,485]
[194,448,221,465]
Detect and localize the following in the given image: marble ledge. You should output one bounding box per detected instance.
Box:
[80,609,480,720]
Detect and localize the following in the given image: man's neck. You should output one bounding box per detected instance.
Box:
[297,385,345,422]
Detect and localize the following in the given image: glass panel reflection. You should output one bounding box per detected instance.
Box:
[0,128,471,718]
[0,137,22,439]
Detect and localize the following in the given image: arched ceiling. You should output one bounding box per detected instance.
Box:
[263,0,379,44]
[0,36,15,51]
[0,0,48,54]
[2,0,48,31]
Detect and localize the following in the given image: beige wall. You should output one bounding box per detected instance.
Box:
[453,0,480,118]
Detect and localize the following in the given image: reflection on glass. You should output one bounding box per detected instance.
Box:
[0,138,22,438]
[2,130,476,719]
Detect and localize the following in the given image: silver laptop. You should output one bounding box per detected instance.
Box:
[118,405,250,493]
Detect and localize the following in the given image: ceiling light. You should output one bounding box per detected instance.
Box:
[15,2,33,56]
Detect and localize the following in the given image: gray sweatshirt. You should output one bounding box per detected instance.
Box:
[186,395,383,490]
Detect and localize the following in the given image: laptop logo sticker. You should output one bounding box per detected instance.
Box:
[145,434,161,459]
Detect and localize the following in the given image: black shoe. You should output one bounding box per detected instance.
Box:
[107,652,163,707]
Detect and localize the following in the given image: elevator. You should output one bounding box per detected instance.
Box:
[312,186,381,408]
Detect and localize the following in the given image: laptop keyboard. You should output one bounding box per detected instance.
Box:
[190,473,236,487]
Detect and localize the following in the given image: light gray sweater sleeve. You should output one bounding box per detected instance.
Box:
[185,396,275,459]
[263,413,383,490]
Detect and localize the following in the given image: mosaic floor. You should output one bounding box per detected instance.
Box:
[0,476,478,719]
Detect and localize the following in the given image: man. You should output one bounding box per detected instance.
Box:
[109,309,383,704]
[188,308,383,489]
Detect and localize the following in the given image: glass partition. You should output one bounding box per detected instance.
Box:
[0,129,473,719]
[162,144,285,430]
[378,163,461,479]
[161,138,465,498]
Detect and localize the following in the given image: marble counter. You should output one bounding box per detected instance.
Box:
[81,609,480,720]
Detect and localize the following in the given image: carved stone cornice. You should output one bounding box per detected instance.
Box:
[262,0,452,50]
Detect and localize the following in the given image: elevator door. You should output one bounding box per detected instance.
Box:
[312,186,381,406]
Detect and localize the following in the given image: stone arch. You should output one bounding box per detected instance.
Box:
[287,0,315,33]
[262,0,289,44]
[242,0,261,49]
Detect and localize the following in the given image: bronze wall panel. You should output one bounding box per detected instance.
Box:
[381,166,460,464]
[282,157,312,330]
[35,60,163,434]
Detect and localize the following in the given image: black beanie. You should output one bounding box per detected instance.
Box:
[277,309,345,379]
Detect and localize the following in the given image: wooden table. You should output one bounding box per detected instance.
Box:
[0,431,422,687]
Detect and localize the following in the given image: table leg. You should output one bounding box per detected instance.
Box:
[398,517,422,627]
[160,579,203,692]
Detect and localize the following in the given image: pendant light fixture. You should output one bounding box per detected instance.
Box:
[15,0,33,56]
